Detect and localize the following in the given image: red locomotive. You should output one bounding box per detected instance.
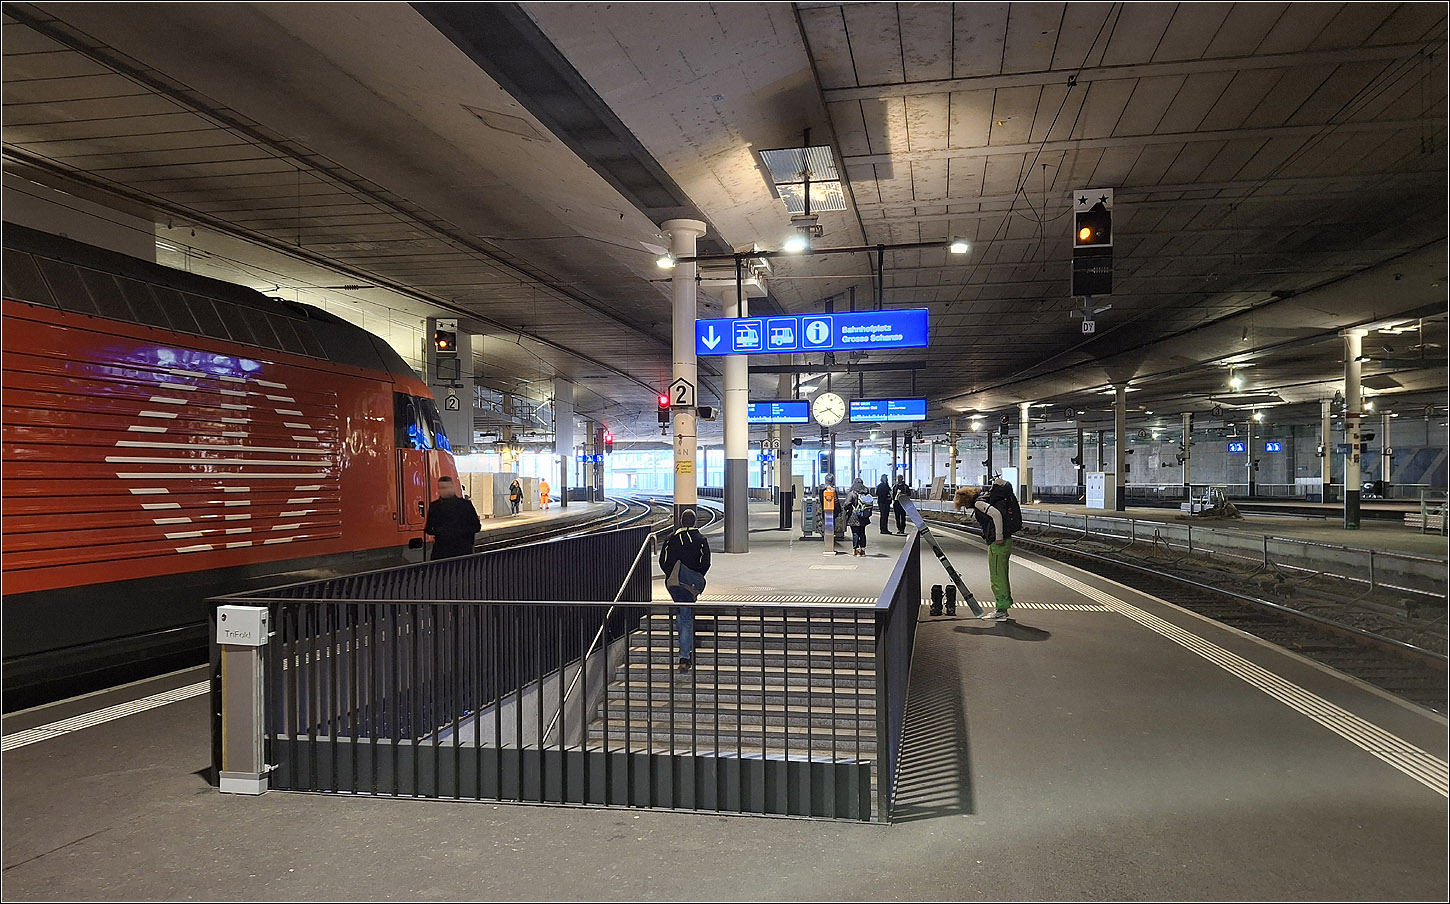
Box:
[2,224,459,709]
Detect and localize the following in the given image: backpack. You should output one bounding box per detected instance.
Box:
[985,485,1023,537]
[854,497,874,522]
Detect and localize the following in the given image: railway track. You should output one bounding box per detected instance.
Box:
[922,512,1448,714]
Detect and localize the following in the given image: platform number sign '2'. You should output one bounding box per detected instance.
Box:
[670,377,696,409]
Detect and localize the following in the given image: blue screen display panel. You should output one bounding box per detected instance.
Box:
[696,308,929,356]
[849,398,927,422]
[747,400,811,424]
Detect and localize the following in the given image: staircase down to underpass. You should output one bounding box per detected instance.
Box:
[588,608,878,762]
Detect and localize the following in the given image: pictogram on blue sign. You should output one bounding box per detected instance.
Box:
[695,309,928,357]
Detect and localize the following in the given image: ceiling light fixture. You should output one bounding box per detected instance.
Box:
[783,233,810,253]
[656,253,676,269]
[948,237,970,254]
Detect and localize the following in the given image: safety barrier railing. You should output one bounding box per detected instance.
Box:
[211,525,923,821]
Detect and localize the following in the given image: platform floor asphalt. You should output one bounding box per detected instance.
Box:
[3,505,1445,901]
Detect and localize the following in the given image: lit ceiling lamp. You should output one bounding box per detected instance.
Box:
[1252,410,1264,422]
[656,252,676,269]
[782,232,810,253]
[1229,368,1243,390]
[948,237,970,254]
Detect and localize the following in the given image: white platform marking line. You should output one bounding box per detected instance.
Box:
[1019,557,1449,798]
[1,681,210,752]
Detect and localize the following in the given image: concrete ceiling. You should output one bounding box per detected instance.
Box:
[3,2,1446,440]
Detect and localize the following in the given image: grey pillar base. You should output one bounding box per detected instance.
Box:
[1344,489,1361,529]
[725,458,748,553]
[1116,485,1127,512]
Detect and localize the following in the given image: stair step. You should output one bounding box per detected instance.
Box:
[607,684,873,708]
[611,661,876,687]
[597,705,875,731]
[586,723,878,753]
[637,631,877,652]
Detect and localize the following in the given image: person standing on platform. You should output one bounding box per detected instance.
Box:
[846,476,872,556]
[876,475,893,535]
[892,475,912,534]
[423,475,480,560]
[974,475,1022,621]
[539,478,551,511]
[659,509,711,672]
[508,477,523,515]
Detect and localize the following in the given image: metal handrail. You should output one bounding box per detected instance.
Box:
[543,530,658,744]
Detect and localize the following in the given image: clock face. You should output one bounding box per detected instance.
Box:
[812,391,846,427]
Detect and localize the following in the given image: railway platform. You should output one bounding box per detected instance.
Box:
[3,502,1445,901]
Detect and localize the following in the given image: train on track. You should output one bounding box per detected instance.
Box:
[2,224,459,710]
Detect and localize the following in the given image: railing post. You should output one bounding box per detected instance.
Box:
[1369,549,1376,593]
[216,604,271,795]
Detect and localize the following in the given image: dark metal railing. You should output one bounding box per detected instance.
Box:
[212,525,923,821]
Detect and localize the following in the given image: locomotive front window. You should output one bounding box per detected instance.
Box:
[419,397,453,453]
[394,392,434,450]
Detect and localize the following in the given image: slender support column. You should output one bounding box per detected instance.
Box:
[1018,401,1032,501]
[985,429,995,481]
[1246,417,1256,497]
[1343,328,1366,528]
[554,378,573,509]
[1381,411,1393,485]
[1075,421,1086,501]
[1181,412,1193,496]
[1320,399,1333,501]
[1114,385,1127,511]
[776,373,794,493]
[948,418,959,491]
[663,218,706,526]
[892,430,899,477]
[723,284,749,553]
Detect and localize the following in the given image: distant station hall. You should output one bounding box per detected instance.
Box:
[1,3,1445,902]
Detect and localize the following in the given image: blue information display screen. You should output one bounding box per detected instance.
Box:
[848,398,927,422]
[1228,441,1246,453]
[747,400,811,424]
[697,309,929,356]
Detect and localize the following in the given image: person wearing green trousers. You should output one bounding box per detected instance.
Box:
[974,476,1021,620]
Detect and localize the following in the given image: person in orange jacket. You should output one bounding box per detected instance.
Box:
[539,478,551,510]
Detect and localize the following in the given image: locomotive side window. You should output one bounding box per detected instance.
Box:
[211,298,257,345]
[418,397,453,453]
[394,392,434,450]
[240,307,282,351]
[151,286,201,335]
[2,252,57,307]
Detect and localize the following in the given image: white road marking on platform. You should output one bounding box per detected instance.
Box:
[1,681,210,751]
[1019,557,1449,798]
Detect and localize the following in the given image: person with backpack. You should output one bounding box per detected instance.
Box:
[659,509,711,672]
[892,475,912,533]
[845,476,873,556]
[508,477,523,515]
[974,475,1023,621]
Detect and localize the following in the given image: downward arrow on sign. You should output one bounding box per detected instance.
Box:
[702,325,722,350]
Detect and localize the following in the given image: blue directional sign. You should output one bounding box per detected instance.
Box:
[696,308,929,356]
[747,400,811,424]
[1228,441,1246,453]
[849,398,928,423]
[1265,441,1282,453]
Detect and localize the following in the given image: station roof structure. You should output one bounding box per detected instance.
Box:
[3,2,1445,438]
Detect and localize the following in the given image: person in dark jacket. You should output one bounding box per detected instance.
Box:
[892,475,912,533]
[875,475,893,535]
[508,477,523,515]
[659,509,711,672]
[845,476,871,556]
[424,475,481,560]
